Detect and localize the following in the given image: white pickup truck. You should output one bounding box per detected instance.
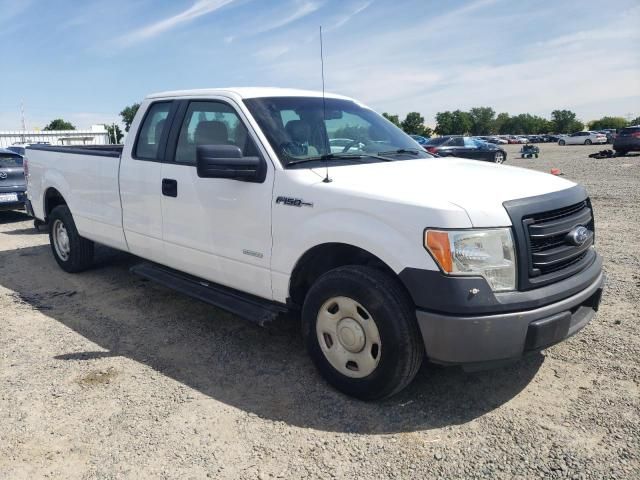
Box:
[26,88,604,399]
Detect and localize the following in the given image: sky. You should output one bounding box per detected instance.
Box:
[0,0,638,130]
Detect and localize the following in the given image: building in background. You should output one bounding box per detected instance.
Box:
[0,124,109,148]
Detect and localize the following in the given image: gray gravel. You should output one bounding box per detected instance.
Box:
[0,143,638,479]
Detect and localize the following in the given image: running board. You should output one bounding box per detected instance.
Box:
[130,262,287,326]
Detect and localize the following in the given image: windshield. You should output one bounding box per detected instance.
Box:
[243,96,431,167]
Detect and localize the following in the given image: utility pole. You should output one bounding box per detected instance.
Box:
[20,100,27,143]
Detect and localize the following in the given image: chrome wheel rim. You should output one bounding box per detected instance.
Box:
[52,219,70,261]
[495,152,505,163]
[316,296,381,378]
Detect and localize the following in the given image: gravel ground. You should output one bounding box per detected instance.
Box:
[0,143,638,479]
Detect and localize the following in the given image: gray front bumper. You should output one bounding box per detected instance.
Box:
[416,271,605,365]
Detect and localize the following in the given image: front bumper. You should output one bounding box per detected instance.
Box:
[415,271,604,366]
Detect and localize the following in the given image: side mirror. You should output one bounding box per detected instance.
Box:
[196,145,263,182]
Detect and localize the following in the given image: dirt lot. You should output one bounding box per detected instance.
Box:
[1,143,638,479]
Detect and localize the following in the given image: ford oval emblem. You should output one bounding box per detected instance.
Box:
[566,226,590,246]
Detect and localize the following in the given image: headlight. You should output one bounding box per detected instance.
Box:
[424,228,516,291]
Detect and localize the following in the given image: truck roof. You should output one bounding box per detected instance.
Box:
[146,87,354,102]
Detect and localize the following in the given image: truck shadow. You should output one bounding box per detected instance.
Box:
[0,210,31,224]
[0,243,543,434]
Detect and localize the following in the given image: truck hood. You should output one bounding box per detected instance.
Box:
[312,157,576,227]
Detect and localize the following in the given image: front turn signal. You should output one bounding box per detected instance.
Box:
[425,230,453,273]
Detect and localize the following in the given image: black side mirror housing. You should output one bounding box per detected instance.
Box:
[196,145,264,182]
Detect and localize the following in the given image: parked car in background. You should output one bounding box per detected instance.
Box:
[425,136,506,163]
[0,148,26,212]
[409,134,430,146]
[558,131,607,145]
[596,129,617,143]
[613,125,640,155]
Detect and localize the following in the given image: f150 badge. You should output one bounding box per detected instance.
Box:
[275,196,313,208]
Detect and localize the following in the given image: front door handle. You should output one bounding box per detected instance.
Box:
[162,178,177,197]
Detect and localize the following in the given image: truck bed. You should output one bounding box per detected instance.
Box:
[26,144,128,251]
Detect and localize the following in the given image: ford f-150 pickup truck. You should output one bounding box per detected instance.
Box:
[26,88,604,399]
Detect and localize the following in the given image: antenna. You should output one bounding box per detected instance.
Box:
[320,26,331,183]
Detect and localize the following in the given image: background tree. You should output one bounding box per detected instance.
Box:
[120,103,140,132]
[434,111,454,135]
[469,107,495,135]
[493,112,510,134]
[588,116,629,130]
[628,116,640,126]
[400,112,432,137]
[105,124,124,144]
[43,119,75,131]
[449,110,472,135]
[382,112,401,128]
[551,109,583,133]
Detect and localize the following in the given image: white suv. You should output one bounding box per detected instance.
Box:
[558,131,607,145]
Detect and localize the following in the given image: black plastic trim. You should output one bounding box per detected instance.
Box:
[26,144,122,158]
[399,252,602,315]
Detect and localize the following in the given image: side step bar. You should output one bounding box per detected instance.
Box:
[130,262,288,326]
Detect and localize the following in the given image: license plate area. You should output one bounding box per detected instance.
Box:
[0,193,19,203]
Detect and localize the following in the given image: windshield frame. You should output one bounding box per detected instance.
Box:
[243,96,432,168]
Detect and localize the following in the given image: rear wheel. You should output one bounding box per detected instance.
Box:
[584,139,592,145]
[559,140,566,146]
[48,205,94,273]
[494,151,505,163]
[302,266,424,400]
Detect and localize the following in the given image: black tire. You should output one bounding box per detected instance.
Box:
[535,154,539,158]
[494,151,506,163]
[301,265,424,400]
[584,139,592,145]
[48,205,94,273]
[559,140,566,146]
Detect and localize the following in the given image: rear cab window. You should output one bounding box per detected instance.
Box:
[134,102,172,160]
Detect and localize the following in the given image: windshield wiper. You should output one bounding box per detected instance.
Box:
[287,153,392,167]
[376,148,423,156]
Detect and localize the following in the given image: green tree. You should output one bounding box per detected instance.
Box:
[400,112,431,137]
[382,112,401,128]
[588,116,629,131]
[493,112,510,134]
[105,124,124,143]
[450,110,472,135]
[551,109,583,133]
[469,107,495,135]
[120,103,141,132]
[434,111,454,135]
[628,116,640,126]
[43,118,75,131]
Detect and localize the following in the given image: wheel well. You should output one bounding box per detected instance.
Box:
[44,188,67,220]
[288,243,400,308]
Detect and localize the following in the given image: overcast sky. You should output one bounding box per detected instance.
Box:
[1,0,638,130]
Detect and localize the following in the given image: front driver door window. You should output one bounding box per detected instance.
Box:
[159,99,273,299]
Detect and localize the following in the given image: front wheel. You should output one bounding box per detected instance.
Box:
[494,151,506,163]
[49,205,94,273]
[584,139,592,145]
[559,140,566,146]
[302,266,424,400]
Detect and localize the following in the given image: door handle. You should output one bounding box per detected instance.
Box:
[162,178,177,197]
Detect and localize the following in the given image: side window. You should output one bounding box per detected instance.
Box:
[134,102,172,160]
[449,137,464,147]
[463,137,478,148]
[174,101,258,164]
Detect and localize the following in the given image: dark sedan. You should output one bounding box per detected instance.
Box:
[0,148,27,211]
[424,136,507,163]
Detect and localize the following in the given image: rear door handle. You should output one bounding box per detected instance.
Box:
[162,178,177,197]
